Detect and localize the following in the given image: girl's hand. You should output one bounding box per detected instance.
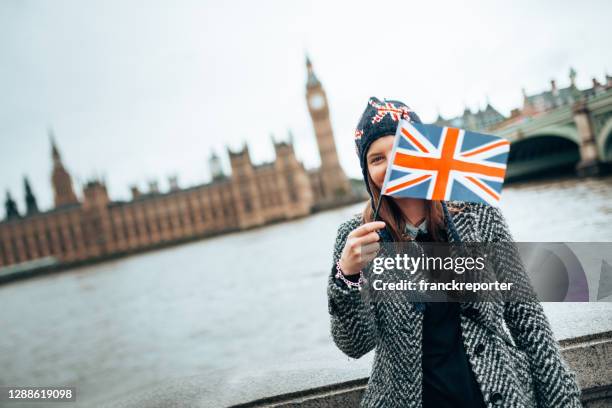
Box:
[338,221,386,275]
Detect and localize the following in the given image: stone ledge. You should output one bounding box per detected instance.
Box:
[235,330,612,408]
[559,330,612,401]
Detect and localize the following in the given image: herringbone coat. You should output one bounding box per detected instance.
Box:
[327,201,582,407]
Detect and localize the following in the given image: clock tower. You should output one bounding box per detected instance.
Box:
[305,56,351,199]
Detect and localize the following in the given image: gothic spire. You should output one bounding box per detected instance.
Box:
[305,53,321,88]
[24,176,39,215]
[50,131,79,207]
[50,127,60,161]
[569,67,577,87]
[4,190,20,220]
[209,149,224,181]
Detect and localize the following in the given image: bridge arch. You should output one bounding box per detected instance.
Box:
[527,125,580,144]
[507,133,580,181]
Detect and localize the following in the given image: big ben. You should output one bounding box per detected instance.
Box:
[305,56,351,199]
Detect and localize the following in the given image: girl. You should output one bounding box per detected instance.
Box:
[327,97,582,407]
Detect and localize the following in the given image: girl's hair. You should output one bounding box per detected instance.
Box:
[361,170,447,242]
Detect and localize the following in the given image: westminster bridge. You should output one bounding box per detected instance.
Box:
[494,87,612,180]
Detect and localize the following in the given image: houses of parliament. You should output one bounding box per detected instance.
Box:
[0,59,356,269]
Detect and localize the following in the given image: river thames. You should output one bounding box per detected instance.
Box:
[1,176,612,407]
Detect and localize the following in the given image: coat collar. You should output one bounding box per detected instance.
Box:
[403,219,428,239]
[444,201,482,243]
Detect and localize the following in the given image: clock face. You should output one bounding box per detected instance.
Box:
[309,94,325,110]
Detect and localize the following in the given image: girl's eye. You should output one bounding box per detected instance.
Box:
[371,156,384,163]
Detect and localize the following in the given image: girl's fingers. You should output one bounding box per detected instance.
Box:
[350,221,386,238]
[355,231,381,247]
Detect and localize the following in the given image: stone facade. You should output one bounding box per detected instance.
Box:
[434,102,506,132]
[0,59,353,268]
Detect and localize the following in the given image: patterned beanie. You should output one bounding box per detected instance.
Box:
[354,97,422,198]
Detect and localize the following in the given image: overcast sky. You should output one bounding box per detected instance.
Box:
[1,0,611,211]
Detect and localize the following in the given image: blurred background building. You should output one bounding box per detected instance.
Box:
[0,59,357,269]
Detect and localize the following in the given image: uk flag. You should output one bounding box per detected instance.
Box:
[381,121,510,205]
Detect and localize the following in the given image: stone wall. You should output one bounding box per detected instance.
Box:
[233,330,612,408]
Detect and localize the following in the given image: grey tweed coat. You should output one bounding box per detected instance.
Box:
[327,201,582,408]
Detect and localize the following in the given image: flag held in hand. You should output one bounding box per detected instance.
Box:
[381,121,510,206]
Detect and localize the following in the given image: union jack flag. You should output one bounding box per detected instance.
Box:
[381,121,510,205]
[369,99,412,123]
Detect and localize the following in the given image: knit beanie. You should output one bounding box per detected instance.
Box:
[354,97,422,199]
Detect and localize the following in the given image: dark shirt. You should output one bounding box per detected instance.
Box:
[416,228,486,408]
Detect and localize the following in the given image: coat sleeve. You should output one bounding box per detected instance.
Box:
[327,218,378,359]
[487,206,582,408]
